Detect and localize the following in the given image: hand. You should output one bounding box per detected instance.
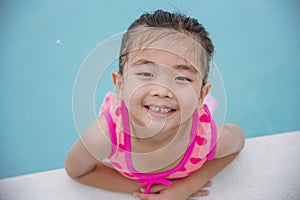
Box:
[133,180,212,200]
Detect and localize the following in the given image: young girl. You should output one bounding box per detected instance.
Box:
[65,10,245,200]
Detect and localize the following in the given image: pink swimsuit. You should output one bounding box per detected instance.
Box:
[99,92,217,193]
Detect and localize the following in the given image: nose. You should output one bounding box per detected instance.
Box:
[149,84,174,99]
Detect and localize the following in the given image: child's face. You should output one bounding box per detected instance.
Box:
[114,48,210,135]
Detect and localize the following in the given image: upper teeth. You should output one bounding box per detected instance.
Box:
[149,106,172,113]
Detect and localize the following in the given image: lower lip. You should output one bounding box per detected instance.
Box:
[144,107,175,118]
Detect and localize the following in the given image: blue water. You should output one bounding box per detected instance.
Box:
[1,0,299,179]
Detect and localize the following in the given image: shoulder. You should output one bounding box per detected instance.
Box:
[80,115,112,160]
[214,123,245,158]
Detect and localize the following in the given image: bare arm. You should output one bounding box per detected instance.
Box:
[180,153,239,197]
[215,123,245,158]
[182,123,245,192]
[75,162,141,193]
[66,145,141,193]
[65,115,141,193]
[176,123,245,198]
[176,123,245,194]
[65,115,112,178]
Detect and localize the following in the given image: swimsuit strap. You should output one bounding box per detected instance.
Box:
[203,104,217,160]
[103,108,118,157]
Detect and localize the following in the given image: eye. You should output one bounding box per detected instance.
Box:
[136,72,154,77]
[175,76,192,82]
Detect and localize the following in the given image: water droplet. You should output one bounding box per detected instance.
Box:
[56,39,62,46]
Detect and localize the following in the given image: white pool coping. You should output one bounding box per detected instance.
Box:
[0,131,299,200]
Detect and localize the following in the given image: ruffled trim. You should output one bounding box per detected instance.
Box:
[203,94,218,114]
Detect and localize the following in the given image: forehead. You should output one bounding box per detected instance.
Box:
[127,48,197,73]
[125,27,207,72]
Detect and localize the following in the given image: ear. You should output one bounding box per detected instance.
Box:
[112,71,124,100]
[198,82,212,109]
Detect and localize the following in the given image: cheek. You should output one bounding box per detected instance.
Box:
[123,81,147,109]
[179,91,198,109]
[122,75,142,103]
[174,85,199,117]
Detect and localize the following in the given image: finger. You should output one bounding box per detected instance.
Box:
[133,192,160,200]
[202,180,212,188]
[139,185,165,194]
[149,184,167,193]
[190,189,210,197]
[139,184,166,194]
[133,192,147,200]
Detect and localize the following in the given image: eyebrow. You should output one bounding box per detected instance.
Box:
[132,59,197,73]
[131,59,155,66]
[174,64,197,73]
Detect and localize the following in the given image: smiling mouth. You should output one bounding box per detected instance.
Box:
[144,105,176,115]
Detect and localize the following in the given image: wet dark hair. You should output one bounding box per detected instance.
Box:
[119,10,214,83]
